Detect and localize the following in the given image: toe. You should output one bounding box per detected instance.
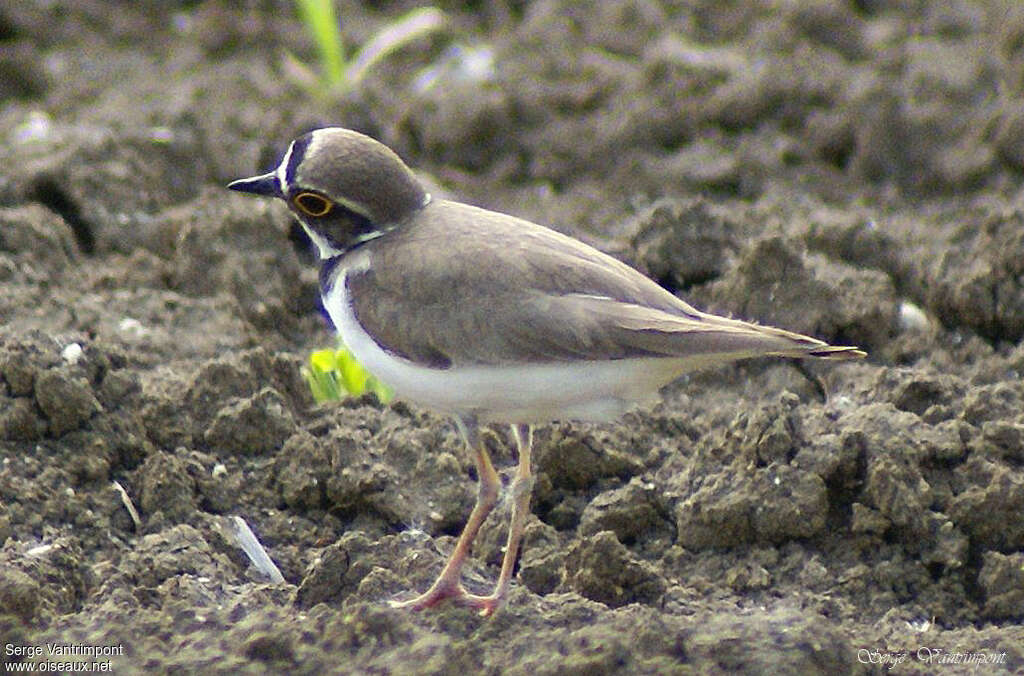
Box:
[390,586,505,615]
[389,580,466,611]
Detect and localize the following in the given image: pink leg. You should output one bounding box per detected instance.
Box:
[471,424,534,616]
[390,415,501,611]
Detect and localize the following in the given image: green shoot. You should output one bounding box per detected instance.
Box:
[302,345,393,403]
[290,2,446,95]
[294,0,345,86]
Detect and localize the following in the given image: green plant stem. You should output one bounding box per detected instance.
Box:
[295,0,345,86]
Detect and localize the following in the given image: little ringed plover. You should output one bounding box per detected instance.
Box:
[229,127,865,616]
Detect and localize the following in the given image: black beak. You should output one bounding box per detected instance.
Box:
[227,172,282,197]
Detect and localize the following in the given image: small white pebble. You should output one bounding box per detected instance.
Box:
[118,317,149,338]
[212,463,227,479]
[25,543,55,557]
[833,395,855,412]
[907,617,933,632]
[13,111,52,143]
[898,301,931,332]
[61,342,83,365]
[149,126,174,144]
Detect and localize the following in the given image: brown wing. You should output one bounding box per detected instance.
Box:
[348,200,864,368]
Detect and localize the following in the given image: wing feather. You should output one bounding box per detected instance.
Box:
[347,200,864,368]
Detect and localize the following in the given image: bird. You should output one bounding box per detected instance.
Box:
[228,127,865,616]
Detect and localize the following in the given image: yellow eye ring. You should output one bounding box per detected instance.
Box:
[293,192,333,217]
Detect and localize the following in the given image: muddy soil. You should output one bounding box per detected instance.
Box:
[2,1,1023,673]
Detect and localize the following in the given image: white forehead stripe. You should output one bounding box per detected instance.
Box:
[277,129,333,189]
[275,141,294,192]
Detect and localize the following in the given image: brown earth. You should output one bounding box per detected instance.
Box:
[2,1,1023,673]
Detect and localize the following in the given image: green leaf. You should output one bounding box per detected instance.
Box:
[292,2,446,96]
[309,348,338,375]
[346,7,446,86]
[303,346,393,403]
[295,0,345,87]
[337,348,369,395]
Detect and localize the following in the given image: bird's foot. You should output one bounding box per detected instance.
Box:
[390,580,505,617]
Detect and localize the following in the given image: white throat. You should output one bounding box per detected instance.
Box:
[301,222,343,260]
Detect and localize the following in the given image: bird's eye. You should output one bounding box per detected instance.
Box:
[293,192,333,217]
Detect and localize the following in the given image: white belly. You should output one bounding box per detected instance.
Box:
[322,266,692,424]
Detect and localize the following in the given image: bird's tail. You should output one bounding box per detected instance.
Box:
[686,312,867,362]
